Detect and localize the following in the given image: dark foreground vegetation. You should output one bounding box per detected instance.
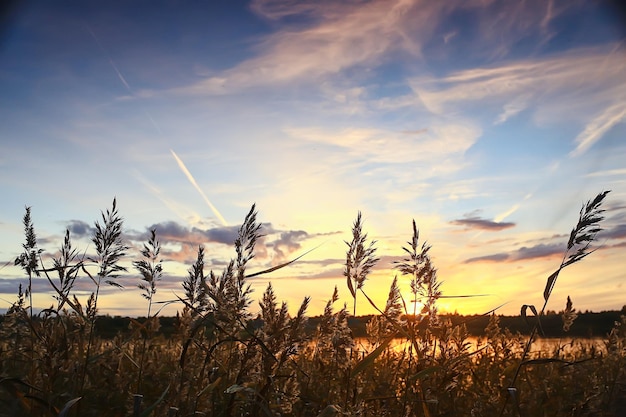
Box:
[1,192,624,416]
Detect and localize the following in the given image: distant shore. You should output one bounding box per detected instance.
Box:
[24,309,620,339]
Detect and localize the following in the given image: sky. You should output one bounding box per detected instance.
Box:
[0,0,625,318]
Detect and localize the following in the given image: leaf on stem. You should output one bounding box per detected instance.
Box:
[543,270,560,301]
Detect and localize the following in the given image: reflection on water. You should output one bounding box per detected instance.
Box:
[352,336,606,357]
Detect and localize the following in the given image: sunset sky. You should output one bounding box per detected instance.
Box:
[1,0,625,318]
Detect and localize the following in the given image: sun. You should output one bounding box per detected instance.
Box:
[404,296,425,316]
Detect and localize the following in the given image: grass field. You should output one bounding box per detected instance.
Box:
[1,192,624,416]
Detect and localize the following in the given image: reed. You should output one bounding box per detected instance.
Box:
[0,191,623,417]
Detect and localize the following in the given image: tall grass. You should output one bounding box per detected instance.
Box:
[502,190,611,414]
[0,192,624,417]
[133,228,163,394]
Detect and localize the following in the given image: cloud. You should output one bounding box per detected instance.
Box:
[175,0,431,94]
[297,257,344,268]
[144,221,190,240]
[514,242,563,260]
[411,45,626,155]
[284,123,480,167]
[250,0,321,20]
[585,169,626,178]
[609,240,626,250]
[299,267,344,280]
[66,220,95,238]
[160,242,204,264]
[133,222,242,264]
[182,0,573,96]
[465,241,564,263]
[464,204,626,265]
[132,219,321,266]
[464,253,510,263]
[264,229,341,266]
[0,276,97,295]
[569,101,626,157]
[450,216,515,231]
[583,203,626,243]
[140,221,266,246]
[124,222,235,266]
[598,223,626,241]
[414,46,625,113]
[204,0,583,96]
[266,230,309,263]
[0,277,26,295]
[271,230,308,250]
[494,95,530,125]
[198,225,241,245]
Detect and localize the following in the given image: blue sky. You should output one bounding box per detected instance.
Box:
[1,0,625,317]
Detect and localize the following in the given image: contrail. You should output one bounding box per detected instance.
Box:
[85,24,132,94]
[145,111,163,135]
[85,23,222,228]
[170,149,228,226]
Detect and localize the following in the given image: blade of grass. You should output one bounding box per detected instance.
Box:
[350,336,394,378]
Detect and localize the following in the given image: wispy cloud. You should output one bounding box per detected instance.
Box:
[570,101,626,157]
[411,46,626,155]
[415,47,624,110]
[494,95,530,125]
[585,169,626,178]
[173,0,578,97]
[284,123,480,167]
[176,0,430,94]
